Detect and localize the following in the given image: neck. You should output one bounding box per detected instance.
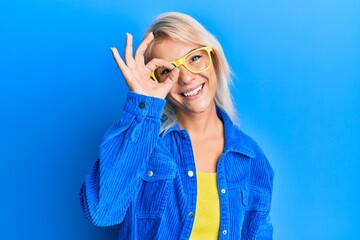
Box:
[177,103,222,140]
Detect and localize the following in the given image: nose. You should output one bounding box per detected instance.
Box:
[177,65,196,85]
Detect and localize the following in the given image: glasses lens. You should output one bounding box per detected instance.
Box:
[154,66,172,83]
[153,48,211,82]
[184,49,210,73]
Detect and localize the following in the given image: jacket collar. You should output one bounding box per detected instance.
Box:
[163,106,255,158]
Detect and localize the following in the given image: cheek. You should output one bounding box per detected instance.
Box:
[168,87,179,99]
[166,91,181,106]
[204,70,217,89]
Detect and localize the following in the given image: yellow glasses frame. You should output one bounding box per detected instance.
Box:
[150,46,214,82]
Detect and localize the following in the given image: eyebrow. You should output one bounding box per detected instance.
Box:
[173,47,199,61]
[187,48,198,54]
[184,48,199,56]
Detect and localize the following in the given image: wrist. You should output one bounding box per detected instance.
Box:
[123,91,166,118]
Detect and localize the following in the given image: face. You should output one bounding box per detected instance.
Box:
[151,38,218,116]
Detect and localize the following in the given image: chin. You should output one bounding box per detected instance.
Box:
[175,99,215,115]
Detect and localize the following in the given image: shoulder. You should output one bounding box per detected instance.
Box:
[240,130,267,160]
[232,128,274,192]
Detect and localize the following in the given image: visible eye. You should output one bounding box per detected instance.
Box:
[160,68,171,75]
[190,54,202,62]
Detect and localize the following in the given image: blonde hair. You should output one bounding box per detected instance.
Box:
[143,12,238,133]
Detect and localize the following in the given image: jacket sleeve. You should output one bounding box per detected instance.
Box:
[79,91,166,226]
[242,141,274,240]
[254,154,274,240]
[255,216,273,240]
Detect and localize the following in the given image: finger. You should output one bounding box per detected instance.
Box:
[161,67,180,90]
[124,33,135,66]
[111,47,127,70]
[111,47,132,85]
[135,32,154,62]
[145,58,174,72]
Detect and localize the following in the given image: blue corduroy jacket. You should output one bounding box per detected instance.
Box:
[80,91,274,239]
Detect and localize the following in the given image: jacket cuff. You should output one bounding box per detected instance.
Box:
[123,91,166,118]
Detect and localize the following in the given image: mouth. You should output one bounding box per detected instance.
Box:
[181,83,205,98]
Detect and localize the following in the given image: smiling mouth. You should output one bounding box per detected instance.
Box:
[182,84,204,97]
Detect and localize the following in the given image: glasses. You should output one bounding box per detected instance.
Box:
[151,46,213,83]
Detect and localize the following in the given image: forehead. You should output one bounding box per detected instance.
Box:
[150,38,200,61]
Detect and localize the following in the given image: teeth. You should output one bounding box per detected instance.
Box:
[183,84,203,97]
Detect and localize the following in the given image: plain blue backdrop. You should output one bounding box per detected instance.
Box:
[1,0,359,239]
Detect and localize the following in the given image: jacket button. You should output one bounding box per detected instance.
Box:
[147,170,153,177]
[222,229,227,235]
[188,211,195,218]
[221,188,226,194]
[139,102,146,109]
[187,170,194,177]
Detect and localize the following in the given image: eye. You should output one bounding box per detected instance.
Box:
[190,54,202,62]
[160,68,171,75]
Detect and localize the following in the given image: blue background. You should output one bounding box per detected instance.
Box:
[1,0,359,239]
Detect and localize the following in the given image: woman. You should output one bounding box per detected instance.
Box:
[80,12,274,239]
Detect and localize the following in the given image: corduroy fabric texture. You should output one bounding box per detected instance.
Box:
[80,91,274,240]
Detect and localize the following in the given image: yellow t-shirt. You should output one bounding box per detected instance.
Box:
[189,171,220,240]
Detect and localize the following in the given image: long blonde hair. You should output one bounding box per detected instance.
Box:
[144,12,238,133]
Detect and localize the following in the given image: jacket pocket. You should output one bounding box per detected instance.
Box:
[136,153,177,217]
[240,187,271,239]
[241,187,270,212]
